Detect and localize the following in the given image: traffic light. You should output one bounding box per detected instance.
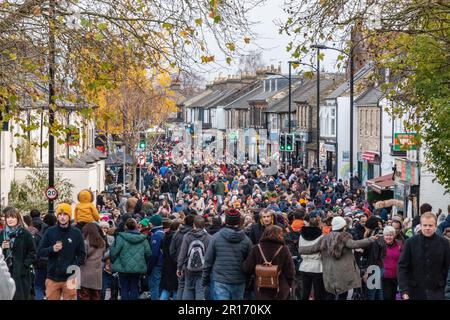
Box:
[139,132,146,149]
[279,133,286,151]
[286,134,294,152]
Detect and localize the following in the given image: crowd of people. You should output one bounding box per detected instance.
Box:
[1,141,450,300]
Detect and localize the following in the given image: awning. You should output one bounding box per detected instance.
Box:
[362,151,379,162]
[366,173,394,194]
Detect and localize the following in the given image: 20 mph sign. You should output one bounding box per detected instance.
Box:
[46,187,59,201]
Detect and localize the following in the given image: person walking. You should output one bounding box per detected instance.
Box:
[170,214,194,299]
[147,214,165,300]
[202,209,252,300]
[398,212,450,300]
[381,226,402,300]
[298,216,378,300]
[33,214,57,300]
[79,223,106,300]
[37,203,86,300]
[248,208,278,245]
[242,225,295,300]
[0,208,36,300]
[177,215,211,300]
[160,221,180,300]
[110,218,151,300]
[297,216,326,300]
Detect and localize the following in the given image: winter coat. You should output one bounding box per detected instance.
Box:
[33,223,51,270]
[445,268,450,300]
[202,226,252,286]
[0,228,36,300]
[31,217,45,232]
[206,225,222,236]
[248,222,283,245]
[242,239,295,300]
[437,215,450,236]
[110,231,151,274]
[383,240,402,279]
[38,224,86,282]
[284,227,301,258]
[397,233,450,300]
[0,250,15,300]
[177,228,211,274]
[169,225,193,261]
[161,231,178,291]
[80,240,105,290]
[75,189,100,224]
[298,231,374,295]
[148,226,165,272]
[298,227,323,273]
[214,180,226,196]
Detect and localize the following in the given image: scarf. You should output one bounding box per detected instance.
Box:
[5,225,22,248]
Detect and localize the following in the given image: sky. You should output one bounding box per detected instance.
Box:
[202,1,341,82]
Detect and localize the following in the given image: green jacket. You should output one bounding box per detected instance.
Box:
[214,181,226,196]
[110,231,151,274]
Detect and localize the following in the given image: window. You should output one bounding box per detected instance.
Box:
[365,110,369,136]
[359,109,363,136]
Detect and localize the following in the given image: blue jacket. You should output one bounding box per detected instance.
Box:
[148,226,165,272]
[37,224,86,282]
[159,166,168,177]
[437,215,450,236]
[174,204,185,213]
[144,173,154,187]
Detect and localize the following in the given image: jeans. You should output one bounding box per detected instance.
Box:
[367,287,384,300]
[299,272,327,300]
[34,268,47,300]
[102,271,119,300]
[177,273,185,300]
[119,273,140,300]
[148,266,162,300]
[160,289,177,300]
[182,273,205,300]
[214,282,245,300]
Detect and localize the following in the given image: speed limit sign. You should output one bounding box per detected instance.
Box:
[46,186,59,201]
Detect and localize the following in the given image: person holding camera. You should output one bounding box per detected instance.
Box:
[37,203,86,300]
[360,216,386,300]
[0,207,36,300]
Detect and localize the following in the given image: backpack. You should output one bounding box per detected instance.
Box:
[255,244,283,291]
[186,239,206,272]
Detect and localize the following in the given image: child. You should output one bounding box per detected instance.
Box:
[75,189,100,229]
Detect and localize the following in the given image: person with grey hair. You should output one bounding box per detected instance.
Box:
[0,250,15,300]
[381,226,403,300]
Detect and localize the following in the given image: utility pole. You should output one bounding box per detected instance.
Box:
[316,48,321,169]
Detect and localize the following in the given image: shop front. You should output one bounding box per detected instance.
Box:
[393,157,420,218]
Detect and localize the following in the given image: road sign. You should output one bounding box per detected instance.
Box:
[46,187,59,201]
[136,154,146,167]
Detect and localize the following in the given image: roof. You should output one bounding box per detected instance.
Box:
[224,84,263,110]
[182,89,212,108]
[274,75,344,111]
[355,86,385,107]
[327,62,375,99]
[366,173,394,194]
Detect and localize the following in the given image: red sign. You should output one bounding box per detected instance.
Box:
[45,187,59,201]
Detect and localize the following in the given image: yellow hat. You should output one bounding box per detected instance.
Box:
[56,203,72,218]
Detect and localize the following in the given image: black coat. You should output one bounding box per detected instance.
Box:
[0,228,36,300]
[37,224,86,282]
[160,231,178,291]
[398,233,450,300]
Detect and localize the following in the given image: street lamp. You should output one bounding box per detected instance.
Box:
[311,43,354,181]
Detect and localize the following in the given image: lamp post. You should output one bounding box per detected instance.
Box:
[266,60,319,172]
[312,43,354,181]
